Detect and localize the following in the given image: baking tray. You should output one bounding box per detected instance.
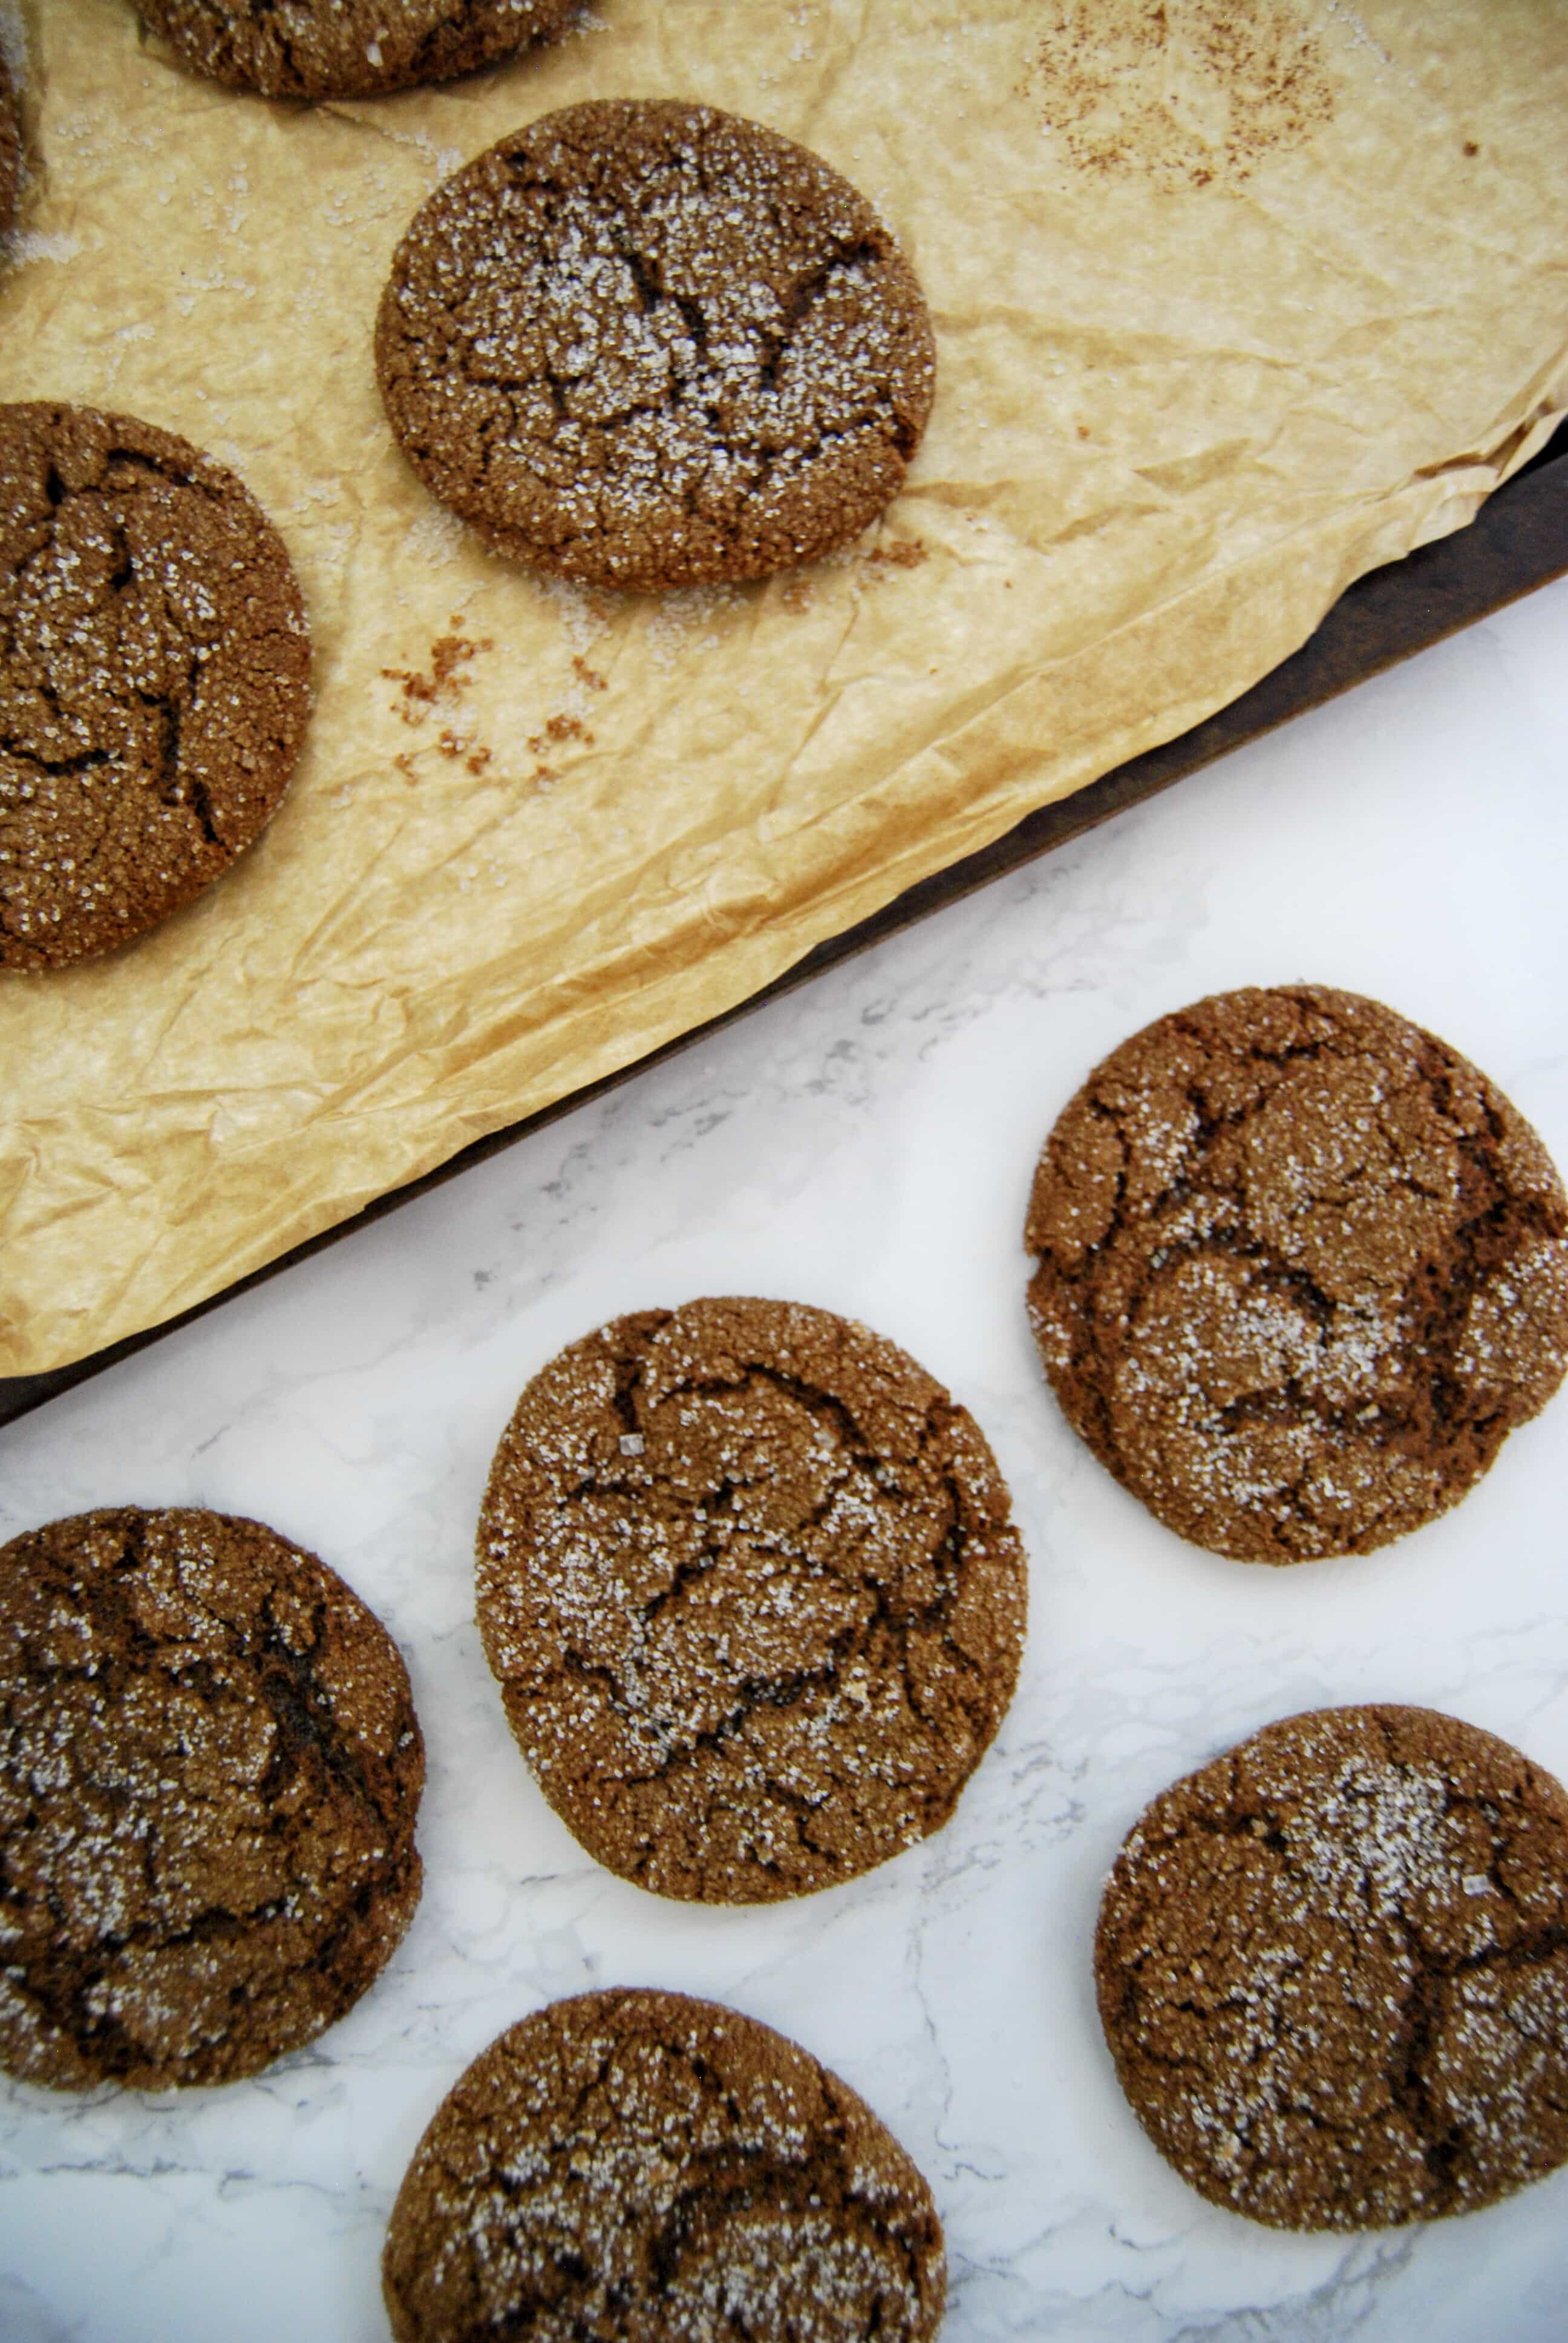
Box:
[2,419,1564,1434]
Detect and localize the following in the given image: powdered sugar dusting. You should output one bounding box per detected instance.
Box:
[4,228,79,266]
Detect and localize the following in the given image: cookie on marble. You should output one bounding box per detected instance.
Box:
[475,1296,1026,1902]
[0,50,20,236]
[133,0,578,100]
[0,402,311,971]
[1096,1703,1568,2229]
[0,1506,424,2091]
[376,100,937,591]
[1025,984,1568,1562]
[382,1987,947,2343]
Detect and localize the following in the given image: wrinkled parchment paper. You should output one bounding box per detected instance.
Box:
[2,0,1565,1376]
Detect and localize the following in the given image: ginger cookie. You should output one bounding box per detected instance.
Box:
[0,1506,424,2091]
[382,1987,947,2343]
[0,51,19,237]
[376,100,936,591]
[475,1297,1026,1903]
[134,0,577,100]
[1095,1704,1568,2230]
[0,402,311,971]
[1025,985,1568,1562]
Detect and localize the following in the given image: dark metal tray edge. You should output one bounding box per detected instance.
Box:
[4,427,1565,1430]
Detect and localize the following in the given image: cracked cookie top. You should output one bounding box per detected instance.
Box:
[1095,1704,1568,2229]
[382,1987,947,2343]
[0,1506,424,2091]
[375,100,937,591]
[134,0,578,100]
[475,1297,1026,1903]
[1025,984,1568,1562]
[0,50,19,236]
[0,403,310,972]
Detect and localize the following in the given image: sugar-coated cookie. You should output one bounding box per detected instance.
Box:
[1025,985,1568,1560]
[476,1297,1025,1901]
[383,1988,947,2342]
[136,0,578,101]
[1096,1704,1568,2227]
[1,403,310,971]
[0,1506,423,2089]
[377,101,936,590]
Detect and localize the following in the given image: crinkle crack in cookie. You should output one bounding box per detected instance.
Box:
[1096,1705,1568,2229]
[376,100,937,591]
[0,403,311,971]
[0,50,20,236]
[475,1297,1026,1902]
[0,1507,424,2091]
[382,1988,947,2343]
[1025,985,1568,1561]
[134,0,579,100]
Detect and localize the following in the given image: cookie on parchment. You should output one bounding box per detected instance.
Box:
[1025,985,1568,1561]
[0,1506,424,2091]
[0,402,311,971]
[376,100,937,591]
[134,0,578,100]
[1095,1704,1568,2229]
[475,1297,1026,1902]
[382,1987,947,2343]
[0,50,20,237]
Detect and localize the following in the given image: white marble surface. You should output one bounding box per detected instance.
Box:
[2,572,1567,2341]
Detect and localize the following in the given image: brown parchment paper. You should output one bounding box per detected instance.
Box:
[1,0,1565,1377]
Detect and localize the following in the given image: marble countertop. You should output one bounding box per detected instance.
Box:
[2,571,1566,2342]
